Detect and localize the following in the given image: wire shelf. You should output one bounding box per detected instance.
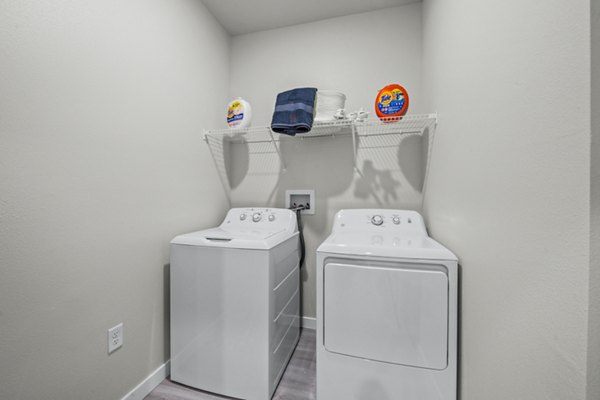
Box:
[204,114,436,143]
[354,114,437,137]
[204,113,437,172]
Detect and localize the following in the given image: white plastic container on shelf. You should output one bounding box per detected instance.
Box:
[227,97,253,128]
[314,91,346,122]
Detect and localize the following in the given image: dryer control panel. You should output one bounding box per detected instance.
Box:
[332,209,427,236]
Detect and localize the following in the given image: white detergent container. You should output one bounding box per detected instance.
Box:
[317,209,458,400]
[314,90,346,122]
[227,97,253,128]
[170,208,300,400]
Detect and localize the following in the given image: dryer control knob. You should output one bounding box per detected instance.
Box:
[240,213,247,221]
[371,215,384,226]
[392,216,400,225]
[252,212,262,222]
[268,214,275,222]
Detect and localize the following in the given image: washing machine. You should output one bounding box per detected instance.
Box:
[316,209,458,400]
[170,207,300,400]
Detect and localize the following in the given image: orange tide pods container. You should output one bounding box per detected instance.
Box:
[375,84,409,122]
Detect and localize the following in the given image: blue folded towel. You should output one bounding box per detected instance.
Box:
[271,88,317,136]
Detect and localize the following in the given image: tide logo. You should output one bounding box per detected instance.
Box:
[379,92,393,106]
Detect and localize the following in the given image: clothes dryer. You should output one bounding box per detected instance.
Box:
[317,209,458,400]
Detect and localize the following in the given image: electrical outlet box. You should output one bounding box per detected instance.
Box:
[108,323,123,354]
[285,190,315,215]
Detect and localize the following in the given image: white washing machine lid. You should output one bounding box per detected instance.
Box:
[171,208,298,250]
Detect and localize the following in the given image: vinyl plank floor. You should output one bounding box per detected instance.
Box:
[145,329,316,400]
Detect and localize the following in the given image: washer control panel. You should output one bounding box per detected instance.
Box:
[223,208,295,232]
[333,209,427,235]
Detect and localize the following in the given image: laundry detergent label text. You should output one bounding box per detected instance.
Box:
[227,101,245,126]
[377,89,406,115]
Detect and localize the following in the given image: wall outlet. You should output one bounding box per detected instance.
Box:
[285,190,315,215]
[108,323,123,354]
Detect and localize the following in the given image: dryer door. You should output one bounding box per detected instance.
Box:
[323,261,448,370]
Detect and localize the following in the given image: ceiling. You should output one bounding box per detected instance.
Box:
[201,0,420,36]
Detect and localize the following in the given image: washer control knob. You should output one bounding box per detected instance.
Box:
[268,214,276,222]
[252,212,262,222]
[371,215,384,226]
[392,216,401,225]
[240,213,247,221]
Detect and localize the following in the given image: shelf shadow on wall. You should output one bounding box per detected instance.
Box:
[212,126,429,226]
[208,134,281,201]
[398,131,428,193]
[353,131,427,206]
[354,159,401,203]
[223,139,249,190]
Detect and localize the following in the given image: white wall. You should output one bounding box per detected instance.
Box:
[0,1,229,399]
[589,1,600,398]
[228,4,424,317]
[422,0,591,399]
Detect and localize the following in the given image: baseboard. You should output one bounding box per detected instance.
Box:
[121,360,170,400]
[302,316,316,330]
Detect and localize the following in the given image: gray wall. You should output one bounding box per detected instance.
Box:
[589,1,600,398]
[228,4,424,318]
[0,0,229,399]
[422,0,591,399]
